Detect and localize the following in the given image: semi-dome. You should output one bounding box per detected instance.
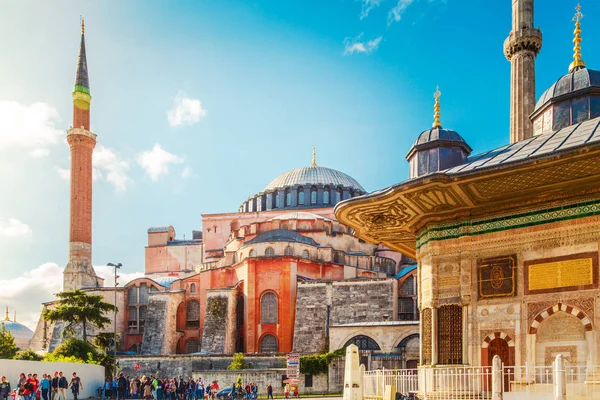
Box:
[264,165,365,192]
[531,67,600,135]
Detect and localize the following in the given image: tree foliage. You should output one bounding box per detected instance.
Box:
[300,349,344,376]
[43,290,115,342]
[50,338,113,378]
[14,349,43,361]
[228,353,245,370]
[0,323,17,359]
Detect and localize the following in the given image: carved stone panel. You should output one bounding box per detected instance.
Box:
[478,255,516,299]
[422,308,432,365]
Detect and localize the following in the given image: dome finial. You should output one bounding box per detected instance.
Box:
[433,86,442,128]
[312,146,317,167]
[569,4,586,73]
[4,306,8,321]
[13,310,16,322]
[80,15,85,35]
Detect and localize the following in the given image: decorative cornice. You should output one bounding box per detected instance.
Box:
[67,127,97,141]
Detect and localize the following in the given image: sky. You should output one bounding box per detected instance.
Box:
[1,0,599,329]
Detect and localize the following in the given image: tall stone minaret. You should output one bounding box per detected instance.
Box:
[63,20,103,291]
[504,0,542,143]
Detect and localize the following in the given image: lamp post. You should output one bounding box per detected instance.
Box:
[107,262,122,379]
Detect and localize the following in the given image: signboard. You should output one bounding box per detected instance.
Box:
[134,364,141,371]
[286,353,300,378]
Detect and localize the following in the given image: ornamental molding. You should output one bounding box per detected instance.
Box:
[67,127,97,141]
[335,148,600,259]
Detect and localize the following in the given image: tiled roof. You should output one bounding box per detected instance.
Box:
[535,67,600,112]
[245,229,319,246]
[395,264,417,279]
[264,165,365,192]
[444,117,600,175]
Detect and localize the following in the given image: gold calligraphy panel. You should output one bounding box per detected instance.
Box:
[525,252,598,295]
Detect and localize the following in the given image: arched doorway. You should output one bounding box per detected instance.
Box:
[397,334,420,369]
[535,311,587,366]
[343,335,381,369]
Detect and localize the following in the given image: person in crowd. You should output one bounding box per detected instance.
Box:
[187,377,195,400]
[251,384,257,400]
[195,379,204,400]
[130,376,139,399]
[50,373,58,400]
[40,375,50,400]
[67,373,82,400]
[266,384,273,400]
[117,374,127,400]
[56,373,67,400]
[0,377,11,400]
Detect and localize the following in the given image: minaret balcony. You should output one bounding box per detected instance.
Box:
[67,126,97,141]
[503,28,542,59]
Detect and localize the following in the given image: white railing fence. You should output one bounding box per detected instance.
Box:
[362,356,600,400]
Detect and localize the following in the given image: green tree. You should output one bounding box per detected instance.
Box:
[227,353,245,370]
[0,323,17,359]
[42,290,115,343]
[53,338,98,361]
[13,349,43,361]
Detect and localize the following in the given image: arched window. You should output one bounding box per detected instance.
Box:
[260,334,279,353]
[265,247,275,257]
[344,335,381,350]
[239,252,244,261]
[302,250,309,259]
[335,189,342,204]
[284,246,294,256]
[190,283,196,293]
[261,292,278,324]
[298,189,305,205]
[311,189,317,204]
[128,287,139,305]
[186,339,200,354]
[323,189,330,204]
[186,300,200,328]
[274,191,280,208]
[249,249,256,257]
[285,191,292,206]
[236,296,245,329]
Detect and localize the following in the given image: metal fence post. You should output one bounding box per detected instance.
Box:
[492,355,503,400]
[554,354,566,400]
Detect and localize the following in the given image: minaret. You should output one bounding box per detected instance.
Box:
[504,0,542,143]
[63,19,102,291]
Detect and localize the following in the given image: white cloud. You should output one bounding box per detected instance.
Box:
[344,33,383,55]
[181,166,193,178]
[388,0,414,24]
[167,92,207,127]
[360,0,384,19]
[0,101,62,155]
[0,263,145,330]
[56,167,70,181]
[137,144,183,181]
[92,144,132,192]
[29,148,50,158]
[0,218,33,238]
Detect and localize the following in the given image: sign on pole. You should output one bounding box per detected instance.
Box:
[286,353,300,378]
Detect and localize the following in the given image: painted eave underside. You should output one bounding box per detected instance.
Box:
[334,117,600,258]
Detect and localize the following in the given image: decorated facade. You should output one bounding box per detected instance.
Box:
[335,0,600,369]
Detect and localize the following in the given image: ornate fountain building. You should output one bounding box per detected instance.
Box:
[336,1,600,369]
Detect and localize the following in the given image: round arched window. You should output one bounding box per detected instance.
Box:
[311,190,317,204]
[249,249,256,257]
[298,190,305,205]
[265,247,275,257]
[190,283,196,293]
[323,190,330,204]
[286,191,292,206]
[261,292,278,324]
[302,250,309,259]
[260,334,278,353]
[186,339,200,354]
[284,246,294,256]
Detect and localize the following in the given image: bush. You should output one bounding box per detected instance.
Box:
[53,338,99,361]
[14,350,43,361]
[300,348,344,376]
[228,353,245,370]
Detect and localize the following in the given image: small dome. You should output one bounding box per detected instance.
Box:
[1,319,33,349]
[413,127,468,147]
[149,276,178,288]
[264,165,365,192]
[269,212,331,222]
[534,68,600,113]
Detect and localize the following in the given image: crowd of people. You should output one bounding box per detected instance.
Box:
[100,374,274,400]
[0,372,83,400]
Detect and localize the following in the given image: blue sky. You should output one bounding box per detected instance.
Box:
[1,0,599,327]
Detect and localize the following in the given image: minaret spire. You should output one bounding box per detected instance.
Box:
[569,4,586,73]
[13,310,16,323]
[504,0,542,143]
[312,146,317,167]
[64,19,102,291]
[432,86,442,128]
[4,306,9,321]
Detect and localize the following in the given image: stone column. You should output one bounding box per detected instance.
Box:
[432,308,438,365]
[492,355,503,400]
[553,354,566,400]
[462,305,469,364]
[504,0,542,143]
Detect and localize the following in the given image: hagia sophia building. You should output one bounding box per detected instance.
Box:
[28,20,420,370]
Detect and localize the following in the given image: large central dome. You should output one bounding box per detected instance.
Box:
[264,165,365,192]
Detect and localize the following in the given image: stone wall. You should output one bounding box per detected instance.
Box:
[141,291,185,355]
[292,283,328,353]
[201,292,234,354]
[117,355,285,379]
[293,279,396,353]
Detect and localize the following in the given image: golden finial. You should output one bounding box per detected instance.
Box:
[432,86,442,128]
[80,16,85,35]
[13,310,16,323]
[4,306,8,321]
[312,146,317,167]
[569,4,586,73]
